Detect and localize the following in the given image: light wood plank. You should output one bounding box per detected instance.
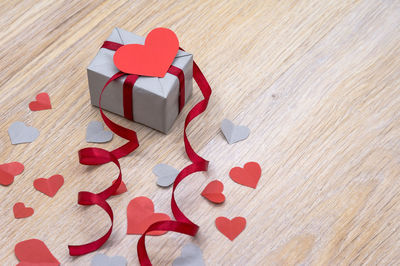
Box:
[0,0,399,265]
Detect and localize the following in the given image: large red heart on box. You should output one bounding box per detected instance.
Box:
[113,27,179,77]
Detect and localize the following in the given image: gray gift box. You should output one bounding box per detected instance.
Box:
[87,28,193,134]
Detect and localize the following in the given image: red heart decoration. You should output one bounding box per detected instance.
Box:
[215,216,246,241]
[33,175,64,197]
[126,196,170,236]
[201,180,225,203]
[229,161,261,189]
[0,162,24,186]
[112,179,127,195]
[13,202,34,219]
[113,27,179,77]
[15,239,60,266]
[29,92,52,111]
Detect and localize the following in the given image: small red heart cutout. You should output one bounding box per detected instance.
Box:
[0,162,24,186]
[113,28,179,77]
[29,92,52,111]
[112,179,127,196]
[229,162,261,189]
[33,175,64,197]
[201,180,225,204]
[127,196,170,236]
[15,239,60,265]
[13,202,34,219]
[215,216,246,241]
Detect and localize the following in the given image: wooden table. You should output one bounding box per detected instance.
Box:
[1,0,399,265]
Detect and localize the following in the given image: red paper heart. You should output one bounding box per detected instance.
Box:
[215,216,246,241]
[29,92,52,111]
[13,202,34,219]
[33,175,64,197]
[113,27,179,77]
[15,239,60,266]
[0,162,24,186]
[229,162,261,189]
[127,196,170,236]
[201,180,225,203]
[112,179,127,195]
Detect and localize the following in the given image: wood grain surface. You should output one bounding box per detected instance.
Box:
[1,0,399,265]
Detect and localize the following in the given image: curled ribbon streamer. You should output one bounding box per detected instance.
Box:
[137,61,212,265]
[68,72,140,255]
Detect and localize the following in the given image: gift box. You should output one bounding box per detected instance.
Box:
[87,28,193,133]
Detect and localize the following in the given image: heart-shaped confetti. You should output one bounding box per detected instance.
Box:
[33,174,64,197]
[111,179,127,196]
[13,202,34,219]
[220,119,250,144]
[8,121,40,145]
[113,28,179,77]
[91,253,127,266]
[0,162,24,186]
[29,92,52,111]
[127,196,170,235]
[86,121,113,143]
[173,243,205,266]
[201,180,225,204]
[153,163,179,187]
[215,216,246,241]
[229,162,261,189]
[15,239,60,265]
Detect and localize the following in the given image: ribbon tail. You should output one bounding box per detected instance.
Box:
[68,71,139,256]
[136,60,212,265]
[68,192,114,256]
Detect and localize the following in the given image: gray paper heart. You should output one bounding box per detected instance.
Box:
[173,243,205,266]
[220,119,250,144]
[91,253,127,266]
[153,163,179,187]
[8,121,39,145]
[86,121,113,143]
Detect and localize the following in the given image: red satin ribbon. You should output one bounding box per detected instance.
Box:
[137,60,211,266]
[68,71,140,255]
[167,65,185,112]
[68,40,211,266]
[123,75,139,120]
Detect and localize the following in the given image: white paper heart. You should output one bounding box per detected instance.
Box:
[8,121,40,145]
[86,121,113,143]
[91,253,127,266]
[220,119,250,144]
[173,243,205,266]
[153,163,179,187]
